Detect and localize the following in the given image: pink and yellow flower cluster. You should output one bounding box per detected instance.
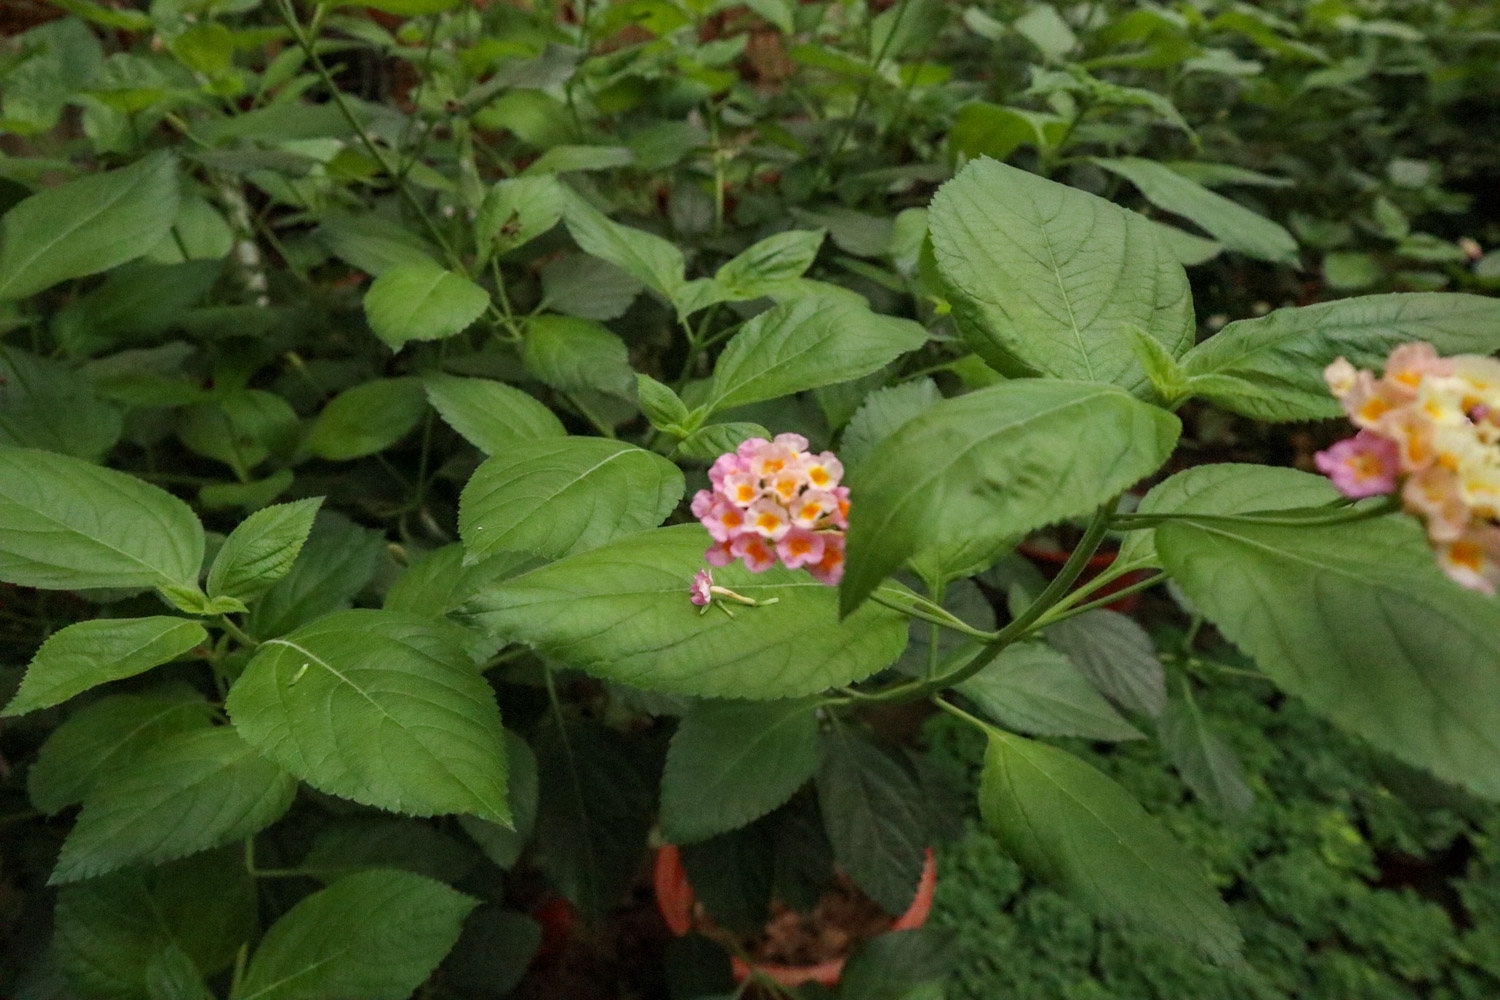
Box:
[1318,343,1500,593]
[690,433,849,585]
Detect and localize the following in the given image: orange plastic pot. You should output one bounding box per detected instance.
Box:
[654,845,938,989]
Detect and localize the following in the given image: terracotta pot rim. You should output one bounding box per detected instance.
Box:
[653,843,938,987]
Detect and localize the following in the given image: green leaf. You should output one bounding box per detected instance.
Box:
[4,616,207,717]
[351,0,460,14]
[363,261,490,351]
[714,229,825,298]
[207,498,323,605]
[704,297,926,415]
[424,373,565,455]
[562,190,686,304]
[1158,695,1254,818]
[840,378,942,473]
[1045,610,1166,717]
[1177,293,1500,421]
[469,524,909,699]
[178,391,300,478]
[840,381,1180,614]
[459,437,683,561]
[978,730,1242,961]
[1013,4,1077,57]
[476,174,564,260]
[1153,221,1224,267]
[959,642,1144,741]
[637,373,690,430]
[1094,157,1298,265]
[0,345,121,459]
[816,734,928,914]
[443,908,543,998]
[145,944,214,1000]
[523,144,635,176]
[0,151,180,300]
[1157,515,1500,799]
[0,447,204,592]
[840,929,960,1000]
[457,730,538,871]
[245,512,386,639]
[316,212,438,276]
[927,158,1194,392]
[533,718,654,916]
[54,851,255,1000]
[522,315,637,399]
[385,544,537,620]
[233,870,477,1000]
[540,253,644,321]
[674,421,770,460]
[1115,464,1338,572]
[303,377,427,460]
[227,609,510,822]
[29,689,215,815]
[660,698,821,844]
[949,102,1068,163]
[51,727,297,884]
[297,818,479,884]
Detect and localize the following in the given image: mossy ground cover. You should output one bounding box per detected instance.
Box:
[924,655,1500,1000]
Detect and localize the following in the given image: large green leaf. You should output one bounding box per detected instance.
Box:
[476,174,565,260]
[303,377,427,461]
[244,512,385,639]
[1158,695,1254,818]
[233,870,477,1000]
[840,378,942,473]
[385,545,537,620]
[51,727,297,883]
[459,437,683,561]
[660,698,821,844]
[1157,515,1500,799]
[457,730,538,871]
[979,730,1242,961]
[364,260,490,351]
[0,151,180,300]
[816,734,928,915]
[207,498,323,606]
[532,717,654,917]
[562,190,686,304]
[1094,157,1298,265]
[1044,609,1165,717]
[958,642,1143,741]
[522,315,636,399]
[1115,464,1338,572]
[54,851,255,1000]
[29,689,216,815]
[1176,293,1500,421]
[0,447,204,592]
[468,524,909,699]
[704,297,926,415]
[4,616,207,717]
[0,345,121,459]
[225,609,511,823]
[840,381,1179,614]
[423,373,565,455]
[927,158,1194,392]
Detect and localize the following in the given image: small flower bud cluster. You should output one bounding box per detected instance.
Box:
[1318,342,1500,593]
[691,433,849,585]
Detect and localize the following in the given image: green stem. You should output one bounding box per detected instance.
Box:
[276,0,461,269]
[1110,495,1399,532]
[868,587,997,641]
[218,615,260,649]
[1029,571,1168,629]
[819,0,914,187]
[851,503,1116,706]
[932,694,997,735]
